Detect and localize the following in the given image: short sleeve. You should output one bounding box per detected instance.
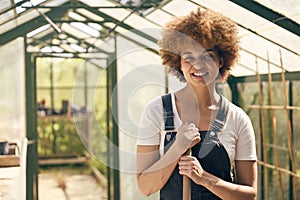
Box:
[235,110,257,161]
[136,96,164,145]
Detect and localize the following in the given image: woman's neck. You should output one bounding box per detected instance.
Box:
[174,83,221,128]
[182,83,220,110]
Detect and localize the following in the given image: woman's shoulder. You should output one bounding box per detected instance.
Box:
[147,95,163,105]
[146,94,172,109]
[142,94,171,115]
[222,96,250,121]
[146,93,175,106]
[222,97,254,135]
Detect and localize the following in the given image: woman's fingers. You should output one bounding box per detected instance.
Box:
[178,156,193,176]
[187,123,196,129]
[178,156,203,180]
[174,122,200,153]
[178,156,195,169]
[180,155,194,161]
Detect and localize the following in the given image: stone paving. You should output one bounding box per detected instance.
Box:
[39,172,107,200]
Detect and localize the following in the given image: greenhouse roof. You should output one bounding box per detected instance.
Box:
[0,0,299,78]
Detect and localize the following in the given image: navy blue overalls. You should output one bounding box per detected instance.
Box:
[160,93,233,200]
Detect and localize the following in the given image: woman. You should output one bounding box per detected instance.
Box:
[136,8,257,200]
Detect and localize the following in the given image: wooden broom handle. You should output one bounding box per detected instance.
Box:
[182,148,192,200]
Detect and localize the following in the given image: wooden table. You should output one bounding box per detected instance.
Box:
[0,138,27,200]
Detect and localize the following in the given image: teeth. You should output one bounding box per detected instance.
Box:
[193,72,207,76]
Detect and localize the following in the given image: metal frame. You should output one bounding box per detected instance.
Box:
[106,47,120,200]
[1,0,300,199]
[25,38,39,200]
[0,6,68,45]
[229,71,300,83]
[229,0,300,37]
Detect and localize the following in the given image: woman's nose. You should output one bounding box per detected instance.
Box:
[191,59,204,70]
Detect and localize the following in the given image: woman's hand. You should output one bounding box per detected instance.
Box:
[178,155,203,185]
[173,122,200,154]
[136,123,201,196]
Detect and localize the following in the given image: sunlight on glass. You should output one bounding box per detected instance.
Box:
[27,24,51,37]
[70,22,100,38]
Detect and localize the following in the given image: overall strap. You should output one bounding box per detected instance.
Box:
[210,95,229,133]
[161,93,174,131]
[161,93,176,154]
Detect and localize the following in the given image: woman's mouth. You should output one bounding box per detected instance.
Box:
[191,72,208,78]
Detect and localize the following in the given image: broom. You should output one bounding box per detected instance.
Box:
[183,148,192,200]
[56,173,70,200]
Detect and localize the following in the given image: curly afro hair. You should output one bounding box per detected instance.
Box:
[158,8,240,82]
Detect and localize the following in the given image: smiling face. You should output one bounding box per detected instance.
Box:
[180,41,223,88]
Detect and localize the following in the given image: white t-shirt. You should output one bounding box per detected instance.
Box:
[137,93,257,164]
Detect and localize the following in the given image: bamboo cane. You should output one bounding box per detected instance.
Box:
[247,105,300,111]
[279,50,297,200]
[266,52,284,199]
[255,56,269,200]
[183,148,192,200]
[257,160,300,179]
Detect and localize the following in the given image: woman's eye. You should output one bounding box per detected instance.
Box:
[183,57,194,62]
[201,54,214,61]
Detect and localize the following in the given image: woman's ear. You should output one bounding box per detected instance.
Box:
[219,58,224,68]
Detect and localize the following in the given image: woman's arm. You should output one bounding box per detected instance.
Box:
[179,158,257,200]
[136,145,179,196]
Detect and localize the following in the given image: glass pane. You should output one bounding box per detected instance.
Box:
[0,0,16,26]
[257,0,300,23]
[292,81,300,172]
[117,36,163,200]
[61,23,91,39]
[0,37,25,140]
[163,0,199,16]
[76,8,105,21]
[231,63,256,77]
[116,27,159,50]
[146,9,173,25]
[0,0,12,12]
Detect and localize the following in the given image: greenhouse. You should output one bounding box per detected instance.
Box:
[0,0,299,199]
